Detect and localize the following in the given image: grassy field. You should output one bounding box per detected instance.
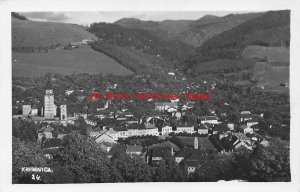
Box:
[191,58,255,74]
[242,46,289,62]
[12,45,133,77]
[12,18,96,48]
[253,62,289,93]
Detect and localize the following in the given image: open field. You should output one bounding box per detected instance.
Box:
[253,62,289,93]
[242,46,289,62]
[12,45,133,77]
[12,18,96,48]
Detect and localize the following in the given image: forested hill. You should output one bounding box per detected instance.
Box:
[115,13,263,47]
[184,10,290,68]
[87,22,196,64]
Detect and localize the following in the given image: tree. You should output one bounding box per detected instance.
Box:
[152,151,187,182]
[12,137,47,183]
[190,154,238,182]
[247,138,290,181]
[110,152,152,182]
[46,134,122,183]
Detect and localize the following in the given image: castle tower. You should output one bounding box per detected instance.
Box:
[60,105,67,120]
[194,137,198,149]
[44,90,56,119]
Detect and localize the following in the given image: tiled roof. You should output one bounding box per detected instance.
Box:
[128,123,146,130]
[126,145,143,153]
[149,141,180,151]
[152,147,171,157]
[199,116,218,121]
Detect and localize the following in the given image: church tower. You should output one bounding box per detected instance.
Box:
[44,90,55,119]
[194,137,198,149]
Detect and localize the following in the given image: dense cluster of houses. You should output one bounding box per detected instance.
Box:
[15,89,270,175]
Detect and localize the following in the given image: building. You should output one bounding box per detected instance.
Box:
[161,125,173,136]
[176,126,195,134]
[227,123,234,130]
[154,102,178,111]
[240,125,254,134]
[126,145,143,156]
[197,125,209,135]
[94,132,116,144]
[44,90,56,119]
[246,120,258,127]
[37,125,54,141]
[31,105,38,116]
[22,105,31,116]
[60,105,67,120]
[199,116,218,124]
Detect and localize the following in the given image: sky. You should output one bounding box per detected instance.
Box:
[19,11,249,25]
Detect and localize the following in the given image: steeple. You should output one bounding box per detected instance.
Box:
[194,137,198,149]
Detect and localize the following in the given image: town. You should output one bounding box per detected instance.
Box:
[13,82,284,181]
[11,10,291,184]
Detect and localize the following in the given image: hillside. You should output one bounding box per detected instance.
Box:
[12,45,133,77]
[12,17,97,51]
[115,13,263,47]
[177,12,263,47]
[184,10,290,71]
[115,18,193,38]
[90,41,172,73]
[88,22,195,64]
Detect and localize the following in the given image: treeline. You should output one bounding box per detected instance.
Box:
[12,43,62,53]
[12,135,290,183]
[185,10,290,67]
[12,12,28,20]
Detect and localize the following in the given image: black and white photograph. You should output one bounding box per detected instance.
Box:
[1,0,300,191]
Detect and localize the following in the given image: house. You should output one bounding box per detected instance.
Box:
[126,145,143,156]
[241,111,251,115]
[240,125,254,134]
[115,127,129,139]
[227,123,234,130]
[246,120,259,127]
[161,125,173,136]
[31,105,38,116]
[147,147,173,165]
[240,113,252,122]
[197,124,208,135]
[85,118,97,126]
[148,141,180,152]
[154,102,178,111]
[22,105,31,116]
[199,116,218,124]
[175,147,213,174]
[95,132,116,143]
[42,138,62,159]
[176,125,195,134]
[37,125,54,141]
[99,142,113,152]
[65,90,74,96]
[213,124,230,134]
